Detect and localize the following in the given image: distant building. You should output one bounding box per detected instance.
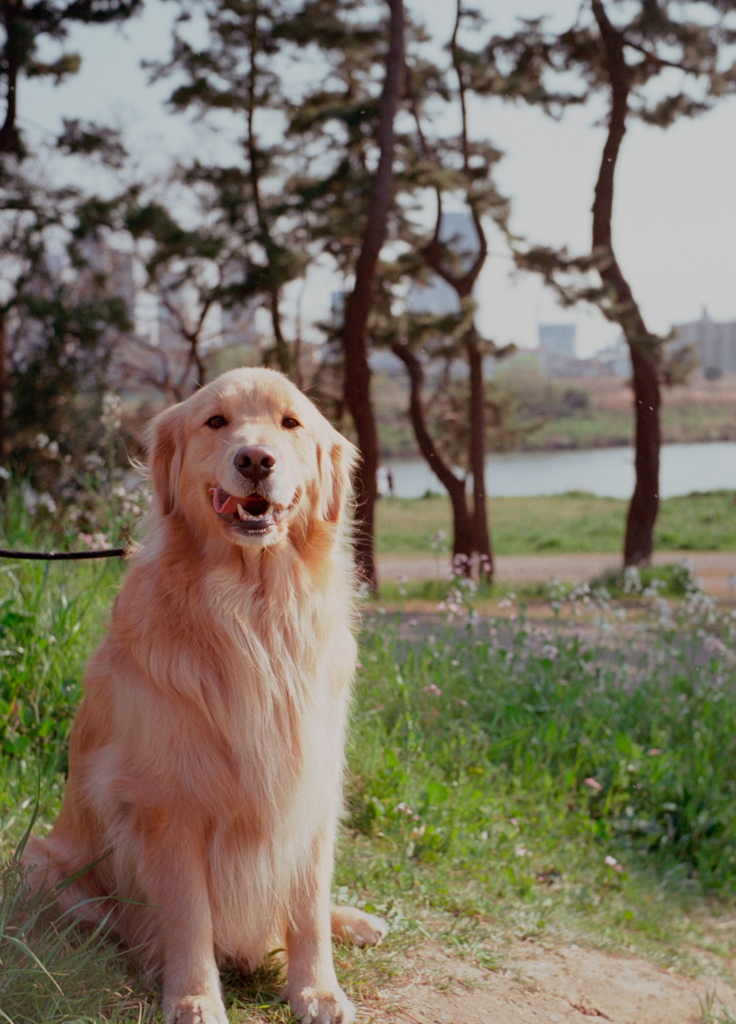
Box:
[405,211,498,379]
[538,323,576,358]
[408,211,481,318]
[438,210,481,264]
[538,322,578,376]
[219,261,259,352]
[76,237,136,318]
[369,348,404,373]
[593,335,630,378]
[331,290,346,327]
[408,275,459,317]
[673,310,736,375]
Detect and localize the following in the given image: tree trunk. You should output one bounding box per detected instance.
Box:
[591,0,661,567]
[0,0,22,157]
[467,336,493,582]
[392,340,474,575]
[625,344,660,564]
[190,337,207,390]
[0,312,6,471]
[342,0,404,590]
[268,286,292,377]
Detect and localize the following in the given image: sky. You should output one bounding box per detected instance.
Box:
[18,0,736,358]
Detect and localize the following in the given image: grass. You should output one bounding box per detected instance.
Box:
[351,597,736,897]
[701,987,736,1024]
[0,819,154,1024]
[4,487,736,1020]
[375,489,736,556]
[0,553,123,768]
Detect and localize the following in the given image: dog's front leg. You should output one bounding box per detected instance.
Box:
[283,825,355,1024]
[138,821,227,1024]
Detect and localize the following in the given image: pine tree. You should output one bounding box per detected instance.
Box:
[148,0,314,378]
[281,0,405,590]
[1,172,132,477]
[387,0,511,581]
[337,0,404,591]
[483,0,736,565]
[1,0,142,158]
[0,0,141,469]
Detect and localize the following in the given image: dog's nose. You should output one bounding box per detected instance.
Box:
[234,445,277,482]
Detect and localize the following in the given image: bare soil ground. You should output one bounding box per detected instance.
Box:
[362,939,736,1024]
[378,551,736,598]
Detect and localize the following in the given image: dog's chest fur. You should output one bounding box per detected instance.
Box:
[93,551,355,963]
[195,564,354,959]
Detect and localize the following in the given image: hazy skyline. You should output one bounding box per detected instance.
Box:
[18,0,736,358]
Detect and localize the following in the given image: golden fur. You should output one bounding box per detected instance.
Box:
[23,368,387,1024]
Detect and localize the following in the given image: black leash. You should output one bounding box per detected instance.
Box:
[0,546,128,561]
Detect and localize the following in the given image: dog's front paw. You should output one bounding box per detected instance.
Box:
[331,905,389,948]
[286,984,356,1024]
[165,994,229,1024]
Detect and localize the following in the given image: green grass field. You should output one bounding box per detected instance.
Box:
[3,489,736,1021]
[375,490,736,556]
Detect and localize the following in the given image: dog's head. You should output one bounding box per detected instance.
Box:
[148,369,358,550]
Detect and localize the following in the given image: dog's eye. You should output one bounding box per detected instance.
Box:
[205,415,228,429]
[282,416,301,430]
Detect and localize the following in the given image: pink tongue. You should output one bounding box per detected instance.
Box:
[210,487,239,515]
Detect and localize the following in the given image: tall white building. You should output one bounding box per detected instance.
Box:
[537,322,577,375]
[408,211,481,317]
[674,310,736,375]
[538,323,576,358]
[219,260,259,351]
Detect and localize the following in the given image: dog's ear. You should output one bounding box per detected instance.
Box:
[317,430,359,525]
[148,403,185,517]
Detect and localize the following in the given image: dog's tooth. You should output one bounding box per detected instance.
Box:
[236,503,247,520]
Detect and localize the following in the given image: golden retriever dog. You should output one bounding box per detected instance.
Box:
[23,367,387,1024]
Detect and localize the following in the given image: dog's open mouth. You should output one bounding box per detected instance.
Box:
[209,486,289,536]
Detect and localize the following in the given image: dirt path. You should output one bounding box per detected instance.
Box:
[378,551,736,597]
[362,939,736,1024]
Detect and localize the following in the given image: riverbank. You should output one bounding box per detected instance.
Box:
[376,372,736,457]
[524,373,736,451]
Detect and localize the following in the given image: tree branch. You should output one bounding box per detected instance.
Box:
[0,0,23,156]
[621,33,697,73]
[391,339,464,497]
[422,0,487,299]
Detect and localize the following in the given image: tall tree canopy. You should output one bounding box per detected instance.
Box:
[148,0,319,378]
[339,0,404,591]
[0,0,142,469]
[1,0,143,158]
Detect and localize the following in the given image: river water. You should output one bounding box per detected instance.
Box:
[383,442,736,500]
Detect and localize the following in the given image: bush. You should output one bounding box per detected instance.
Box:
[589,561,697,599]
